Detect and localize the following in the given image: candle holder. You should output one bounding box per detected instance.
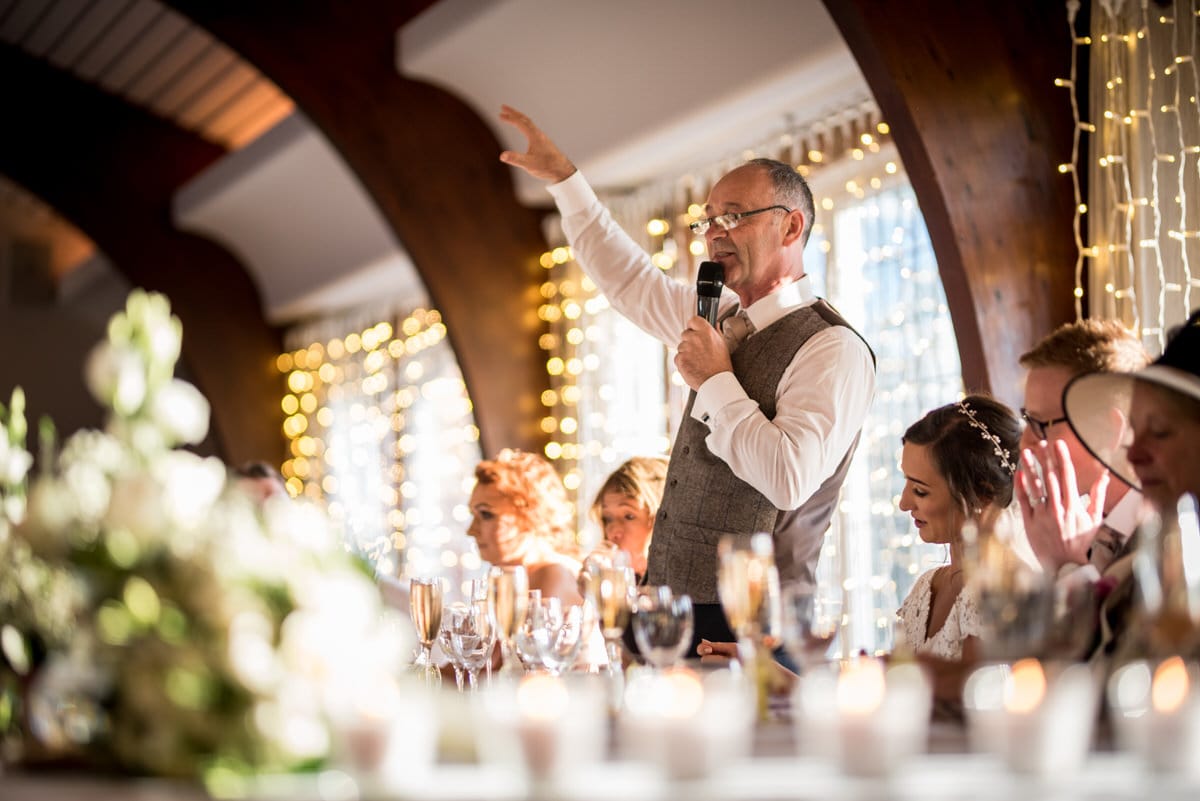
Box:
[475,673,606,797]
[618,666,754,782]
[963,659,1097,779]
[820,657,931,778]
[1108,656,1200,777]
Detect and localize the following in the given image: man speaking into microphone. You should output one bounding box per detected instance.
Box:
[499,105,876,649]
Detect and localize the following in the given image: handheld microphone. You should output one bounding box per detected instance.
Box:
[696,261,724,328]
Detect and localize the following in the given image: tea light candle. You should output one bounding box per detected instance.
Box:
[833,657,930,778]
[966,659,1095,778]
[620,667,754,781]
[476,673,606,792]
[516,674,571,782]
[1110,657,1200,777]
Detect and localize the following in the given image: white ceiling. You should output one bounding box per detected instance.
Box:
[2,0,867,324]
[400,0,864,204]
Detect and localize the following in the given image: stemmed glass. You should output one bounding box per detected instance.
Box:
[717,533,781,718]
[438,602,469,690]
[487,565,529,679]
[717,533,783,650]
[780,584,841,674]
[592,561,635,671]
[442,598,496,691]
[533,598,592,676]
[514,590,546,672]
[409,577,444,686]
[631,585,693,670]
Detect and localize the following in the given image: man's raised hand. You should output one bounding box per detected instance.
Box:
[498,105,576,183]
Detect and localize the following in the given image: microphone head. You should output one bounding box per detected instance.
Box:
[696,261,725,298]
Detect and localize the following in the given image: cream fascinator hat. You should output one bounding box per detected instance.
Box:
[1063,309,1200,489]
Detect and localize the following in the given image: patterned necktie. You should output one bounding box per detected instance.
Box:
[1089,524,1125,572]
[721,310,755,353]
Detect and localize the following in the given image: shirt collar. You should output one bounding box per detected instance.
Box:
[741,275,817,332]
[1104,489,1143,541]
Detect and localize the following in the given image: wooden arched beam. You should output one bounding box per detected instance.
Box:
[166,0,551,458]
[825,1,1077,403]
[0,44,285,466]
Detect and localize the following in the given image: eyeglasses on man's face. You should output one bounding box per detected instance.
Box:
[689,205,792,235]
[1020,408,1068,440]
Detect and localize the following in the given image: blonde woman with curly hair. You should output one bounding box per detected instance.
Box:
[468,448,583,604]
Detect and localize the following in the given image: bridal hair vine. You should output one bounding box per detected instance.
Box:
[956,401,1017,475]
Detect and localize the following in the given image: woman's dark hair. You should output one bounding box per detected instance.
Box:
[902,394,1021,513]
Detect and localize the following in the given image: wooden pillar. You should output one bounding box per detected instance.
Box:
[825,1,1077,402]
[167,0,551,457]
[0,44,286,466]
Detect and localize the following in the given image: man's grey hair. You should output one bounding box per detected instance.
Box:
[746,158,816,248]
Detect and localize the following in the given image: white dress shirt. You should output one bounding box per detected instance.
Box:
[548,171,876,511]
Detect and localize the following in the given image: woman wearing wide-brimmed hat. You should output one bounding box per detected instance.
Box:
[1063,309,1200,512]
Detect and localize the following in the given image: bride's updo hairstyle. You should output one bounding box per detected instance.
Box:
[474,448,576,552]
[902,394,1021,515]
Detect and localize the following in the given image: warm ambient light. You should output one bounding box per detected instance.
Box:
[1005,659,1047,714]
[837,657,887,714]
[1152,656,1189,713]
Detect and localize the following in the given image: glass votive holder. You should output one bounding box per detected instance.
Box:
[475,672,607,794]
[1107,656,1200,777]
[618,666,755,782]
[326,672,438,791]
[823,657,931,778]
[791,662,840,760]
[963,659,1097,779]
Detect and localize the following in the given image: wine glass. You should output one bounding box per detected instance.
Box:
[534,599,591,676]
[780,584,841,674]
[487,565,529,678]
[409,577,444,686]
[631,585,693,670]
[438,602,469,690]
[514,590,546,672]
[444,599,496,691]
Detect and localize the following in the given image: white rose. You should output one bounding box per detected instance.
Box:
[148,379,209,446]
[85,343,147,417]
[23,477,79,553]
[156,452,225,529]
[104,472,167,545]
[0,441,32,486]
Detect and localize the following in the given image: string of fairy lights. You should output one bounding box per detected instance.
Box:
[1061,0,1200,350]
[278,306,482,588]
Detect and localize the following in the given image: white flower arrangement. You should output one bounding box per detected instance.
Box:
[0,290,413,784]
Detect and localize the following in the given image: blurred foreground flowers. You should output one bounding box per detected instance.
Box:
[0,290,410,784]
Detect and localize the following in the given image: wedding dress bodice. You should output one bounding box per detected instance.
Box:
[897,569,982,660]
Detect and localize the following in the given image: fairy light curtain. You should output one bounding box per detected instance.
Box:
[280,300,483,598]
[1069,0,1200,346]
[539,101,962,654]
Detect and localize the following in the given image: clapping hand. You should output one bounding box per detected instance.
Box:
[1017,439,1109,572]
[498,105,576,183]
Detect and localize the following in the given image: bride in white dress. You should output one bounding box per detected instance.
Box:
[896,396,1022,662]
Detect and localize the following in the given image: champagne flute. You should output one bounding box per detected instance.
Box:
[594,562,635,672]
[717,533,780,720]
[409,577,444,686]
[717,533,782,647]
[487,565,529,678]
